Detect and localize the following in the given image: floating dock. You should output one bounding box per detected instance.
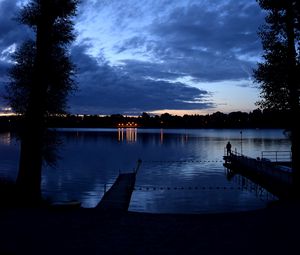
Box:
[96,160,141,211]
[223,151,293,199]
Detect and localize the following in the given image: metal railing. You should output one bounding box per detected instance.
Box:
[261,151,291,163]
[227,151,293,185]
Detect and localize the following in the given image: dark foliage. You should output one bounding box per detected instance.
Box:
[255,0,300,183]
[6,0,78,116]
[4,0,79,206]
[254,0,300,111]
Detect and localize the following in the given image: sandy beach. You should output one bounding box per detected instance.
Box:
[0,201,299,255]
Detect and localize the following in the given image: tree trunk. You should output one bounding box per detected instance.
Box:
[16,8,53,206]
[16,123,44,206]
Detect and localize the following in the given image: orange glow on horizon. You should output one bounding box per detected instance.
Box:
[149,109,217,116]
[0,112,17,116]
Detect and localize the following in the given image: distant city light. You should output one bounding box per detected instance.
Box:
[117,122,138,128]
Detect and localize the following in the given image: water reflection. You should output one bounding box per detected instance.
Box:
[118,128,124,142]
[225,169,277,201]
[117,128,137,143]
[0,129,291,213]
[116,128,190,145]
[0,132,12,146]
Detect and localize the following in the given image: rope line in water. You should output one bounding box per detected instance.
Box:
[130,185,276,201]
[100,182,276,201]
[143,160,224,163]
[101,183,270,193]
[133,185,265,191]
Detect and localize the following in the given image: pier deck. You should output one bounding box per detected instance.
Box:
[224,152,293,199]
[96,160,141,211]
[96,172,136,211]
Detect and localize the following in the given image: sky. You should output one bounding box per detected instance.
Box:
[0,0,266,116]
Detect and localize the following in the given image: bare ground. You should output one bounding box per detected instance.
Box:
[0,201,299,255]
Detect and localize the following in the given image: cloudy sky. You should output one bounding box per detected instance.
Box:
[0,0,266,115]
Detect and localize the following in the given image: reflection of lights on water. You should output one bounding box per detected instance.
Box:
[181,133,189,144]
[126,128,137,142]
[0,132,12,145]
[118,128,137,143]
[160,129,164,144]
[118,128,125,141]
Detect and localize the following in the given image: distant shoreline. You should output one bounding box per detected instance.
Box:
[0,109,293,131]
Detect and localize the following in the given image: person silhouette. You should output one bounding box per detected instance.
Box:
[226,141,232,156]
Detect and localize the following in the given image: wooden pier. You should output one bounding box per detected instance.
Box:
[96,160,141,211]
[223,151,293,199]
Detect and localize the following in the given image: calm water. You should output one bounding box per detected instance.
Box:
[0,128,290,213]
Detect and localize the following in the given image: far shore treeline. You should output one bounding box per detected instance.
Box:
[0,109,293,130]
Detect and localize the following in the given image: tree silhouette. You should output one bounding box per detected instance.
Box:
[254,0,300,186]
[6,0,78,205]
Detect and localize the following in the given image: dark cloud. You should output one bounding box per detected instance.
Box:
[0,0,32,51]
[117,0,265,82]
[0,0,263,114]
[119,59,184,81]
[0,59,12,109]
[0,60,10,78]
[0,0,32,107]
[69,44,214,114]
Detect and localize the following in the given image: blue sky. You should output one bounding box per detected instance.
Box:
[0,0,266,115]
